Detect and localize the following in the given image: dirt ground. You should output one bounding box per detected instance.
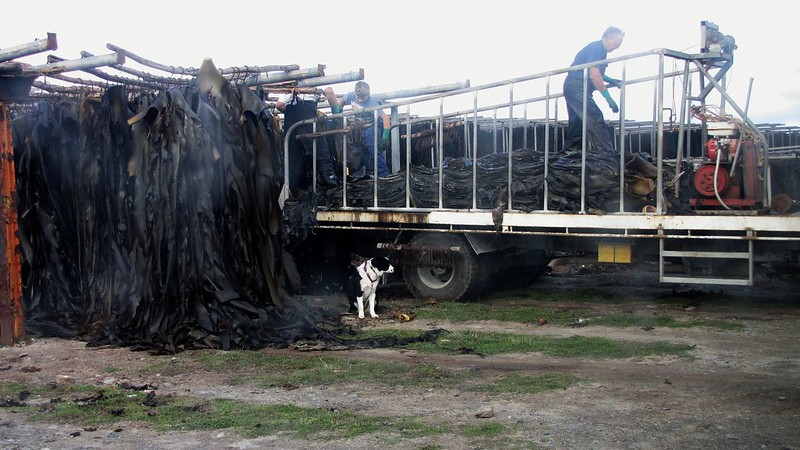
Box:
[1,265,799,449]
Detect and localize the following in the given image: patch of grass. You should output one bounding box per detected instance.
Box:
[416,301,579,325]
[415,301,743,331]
[9,381,446,441]
[359,329,694,359]
[591,314,745,331]
[487,286,622,303]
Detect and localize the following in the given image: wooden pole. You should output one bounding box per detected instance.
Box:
[0,102,24,345]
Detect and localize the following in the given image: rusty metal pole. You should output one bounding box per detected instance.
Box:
[0,102,24,345]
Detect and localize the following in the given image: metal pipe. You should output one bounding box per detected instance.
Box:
[656,52,665,213]
[507,83,514,211]
[674,60,691,195]
[25,52,124,75]
[472,90,479,210]
[81,50,188,87]
[580,68,588,214]
[618,63,627,212]
[0,33,57,63]
[246,66,325,86]
[296,69,364,87]
[107,43,197,75]
[373,81,470,102]
[543,76,551,212]
[405,106,412,208]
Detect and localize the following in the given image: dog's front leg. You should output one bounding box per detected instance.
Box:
[368,293,379,318]
[356,295,366,319]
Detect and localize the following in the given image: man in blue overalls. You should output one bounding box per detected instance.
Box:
[324,81,390,177]
[563,26,625,154]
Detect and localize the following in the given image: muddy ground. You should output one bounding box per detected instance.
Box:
[1,265,799,449]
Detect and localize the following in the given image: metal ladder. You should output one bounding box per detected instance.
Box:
[659,231,754,286]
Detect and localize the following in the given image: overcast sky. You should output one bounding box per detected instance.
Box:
[7,0,799,126]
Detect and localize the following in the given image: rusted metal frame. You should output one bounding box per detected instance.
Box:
[0,33,57,63]
[0,103,23,345]
[295,127,350,140]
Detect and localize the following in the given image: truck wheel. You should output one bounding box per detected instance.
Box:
[403,233,487,301]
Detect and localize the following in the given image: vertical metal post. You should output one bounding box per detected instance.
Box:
[0,102,24,345]
[438,99,444,209]
[373,109,379,208]
[472,91,479,210]
[405,106,412,208]
[507,83,514,209]
[543,76,551,212]
[675,60,692,195]
[618,63,627,212]
[656,52,665,213]
[580,68,588,214]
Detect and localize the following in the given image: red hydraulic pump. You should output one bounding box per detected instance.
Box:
[690,121,762,208]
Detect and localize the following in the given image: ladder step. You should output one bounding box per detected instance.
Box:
[661,275,752,286]
[661,250,750,259]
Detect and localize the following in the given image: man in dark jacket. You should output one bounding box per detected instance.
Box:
[277,90,339,195]
[563,26,625,153]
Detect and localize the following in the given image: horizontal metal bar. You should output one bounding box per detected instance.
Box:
[661,275,752,286]
[661,250,750,259]
[317,210,800,233]
[0,33,57,63]
[25,53,124,75]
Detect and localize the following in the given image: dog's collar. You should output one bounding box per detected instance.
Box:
[361,261,377,283]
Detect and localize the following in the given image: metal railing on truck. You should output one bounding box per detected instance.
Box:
[283,45,800,285]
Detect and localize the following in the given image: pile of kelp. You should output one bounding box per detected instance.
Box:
[320,147,680,213]
[11,70,377,352]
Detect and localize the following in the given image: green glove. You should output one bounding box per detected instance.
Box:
[602,75,622,88]
[381,128,390,148]
[602,90,619,113]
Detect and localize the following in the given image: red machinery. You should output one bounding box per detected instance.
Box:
[690,121,762,208]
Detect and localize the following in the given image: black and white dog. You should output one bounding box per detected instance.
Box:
[347,256,395,319]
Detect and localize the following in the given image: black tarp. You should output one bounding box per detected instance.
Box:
[13,85,345,352]
[320,147,672,214]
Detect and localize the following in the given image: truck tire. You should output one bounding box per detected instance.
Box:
[403,232,487,301]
